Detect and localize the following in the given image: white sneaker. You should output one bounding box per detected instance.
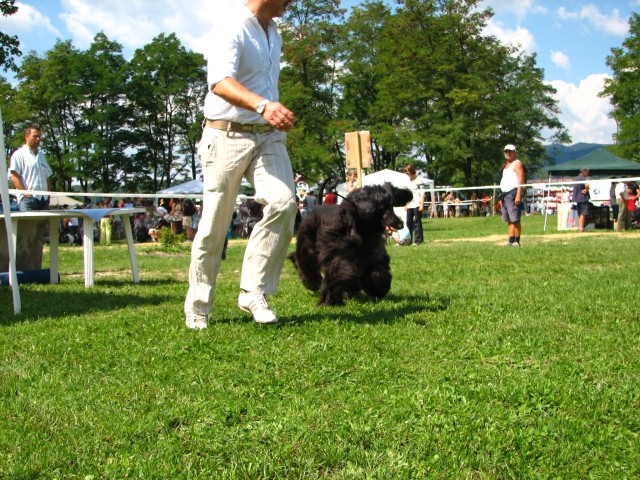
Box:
[185,312,208,330]
[238,291,278,324]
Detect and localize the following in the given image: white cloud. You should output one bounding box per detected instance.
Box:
[549,74,616,144]
[557,4,629,36]
[484,20,537,54]
[551,50,570,71]
[0,2,60,37]
[58,0,220,55]
[480,0,547,19]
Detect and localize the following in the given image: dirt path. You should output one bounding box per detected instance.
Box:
[433,231,640,244]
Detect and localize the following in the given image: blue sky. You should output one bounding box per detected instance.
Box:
[1,0,637,145]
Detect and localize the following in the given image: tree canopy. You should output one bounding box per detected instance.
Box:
[601,12,640,162]
[1,0,570,194]
[0,0,21,73]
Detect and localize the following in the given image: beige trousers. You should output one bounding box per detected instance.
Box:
[184,128,297,317]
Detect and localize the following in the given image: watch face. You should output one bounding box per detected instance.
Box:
[256,100,268,114]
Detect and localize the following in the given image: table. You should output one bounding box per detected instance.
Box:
[1,207,146,287]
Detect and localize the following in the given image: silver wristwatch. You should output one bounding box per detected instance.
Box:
[255,99,269,115]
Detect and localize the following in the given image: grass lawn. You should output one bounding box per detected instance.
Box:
[1,214,639,479]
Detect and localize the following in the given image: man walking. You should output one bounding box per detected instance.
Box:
[184,0,297,329]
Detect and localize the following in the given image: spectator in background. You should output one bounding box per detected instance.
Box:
[403,164,425,245]
[346,170,358,193]
[609,179,619,223]
[615,181,630,231]
[469,192,480,216]
[481,193,491,216]
[169,198,183,235]
[572,167,590,233]
[301,190,317,220]
[182,198,197,240]
[99,198,113,246]
[627,183,637,225]
[9,124,53,211]
[499,144,525,246]
[324,189,337,205]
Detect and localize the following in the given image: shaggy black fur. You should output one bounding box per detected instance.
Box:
[289,182,413,306]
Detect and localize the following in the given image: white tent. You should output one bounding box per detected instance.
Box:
[156,179,203,196]
[156,178,253,197]
[50,195,82,208]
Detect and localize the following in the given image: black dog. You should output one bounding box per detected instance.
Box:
[290,182,413,306]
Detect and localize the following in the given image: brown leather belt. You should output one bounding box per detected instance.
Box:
[206,119,273,134]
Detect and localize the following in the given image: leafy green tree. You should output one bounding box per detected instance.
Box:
[280,0,347,184]
[375,0,568,186]
[72,33,132,193]
[0,75,19,157]
[0,0,21,73]
[14,40,86,192]
[339,0,407,173]
[601,12,640,161]
[127,33,206,191]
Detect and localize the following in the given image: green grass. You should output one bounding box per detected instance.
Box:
[1,215,639,479]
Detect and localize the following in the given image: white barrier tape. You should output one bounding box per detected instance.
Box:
[7,175,640,203]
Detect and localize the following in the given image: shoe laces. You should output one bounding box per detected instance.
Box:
[253,293,270,310]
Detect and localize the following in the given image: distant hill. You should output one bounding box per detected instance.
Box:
[544,143,610,166]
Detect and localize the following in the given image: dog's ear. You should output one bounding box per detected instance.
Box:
[392,187,413,207]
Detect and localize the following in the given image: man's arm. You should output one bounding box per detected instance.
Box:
[9,171,32,198]
[515,161,525,204]
[212,78,295,131]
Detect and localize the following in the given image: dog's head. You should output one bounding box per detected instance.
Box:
[343,182,412,233]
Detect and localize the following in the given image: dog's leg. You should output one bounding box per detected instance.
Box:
[290,215,325,291]
[318,259,361,306]
[361,251,392,299]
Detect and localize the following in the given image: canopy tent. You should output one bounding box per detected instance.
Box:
[156,178,253,197]
[545,148,640,177]
[156,179,204,196]
[49,195,82,208]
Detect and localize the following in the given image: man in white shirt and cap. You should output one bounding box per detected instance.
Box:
[499,144,525,246]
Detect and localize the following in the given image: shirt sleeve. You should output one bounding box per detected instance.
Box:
[207,22,242,89]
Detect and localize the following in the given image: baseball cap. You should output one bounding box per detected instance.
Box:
[503,144,516,151]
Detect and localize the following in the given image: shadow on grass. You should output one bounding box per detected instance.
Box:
[214,292,452,326]
[0,279,177,326]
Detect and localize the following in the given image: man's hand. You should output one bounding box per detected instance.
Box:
[263,101,295,131]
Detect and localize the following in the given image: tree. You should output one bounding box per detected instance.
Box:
[339,0,408,172]
[601,12,640,161]
[14,40,86,192]
[127,33,206,192]
[0,0,21,73]
[280,0,348,183]
[73,33,132,193]
[374,0,568,186]
[0,76,19,158]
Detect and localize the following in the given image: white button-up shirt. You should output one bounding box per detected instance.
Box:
[204,2,281,124]
[9,144,53,201]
